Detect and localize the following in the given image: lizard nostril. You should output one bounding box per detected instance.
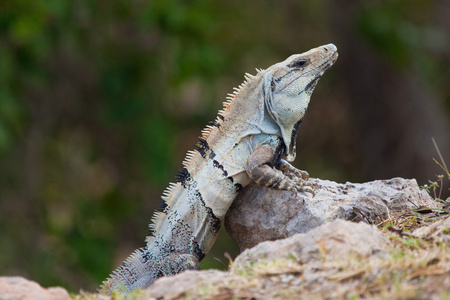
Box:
[323,47,328,52]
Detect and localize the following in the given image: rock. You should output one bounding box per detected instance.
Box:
[232,219,388,267]
[145,270,230,299]
[225,177,436,250]
[0,277,71,300]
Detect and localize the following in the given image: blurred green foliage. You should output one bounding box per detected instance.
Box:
[0,0,448,293]
[357,0,448,86]
[0,0,247,292]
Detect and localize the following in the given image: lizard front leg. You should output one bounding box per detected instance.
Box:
[245,145,314,195]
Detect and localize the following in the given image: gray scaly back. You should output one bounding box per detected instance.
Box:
[100,44,338,295]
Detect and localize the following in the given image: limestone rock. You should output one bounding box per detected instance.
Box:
[144,270,230,299]
[0,277,70,300]
[225,177,436,250]
[232,219,389,267]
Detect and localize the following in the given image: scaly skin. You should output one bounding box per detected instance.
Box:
[100,44,338,295]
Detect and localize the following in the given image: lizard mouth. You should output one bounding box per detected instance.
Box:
[281,48,338,92]
[305,49,338,77]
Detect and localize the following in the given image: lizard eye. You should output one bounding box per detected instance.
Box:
[289,59,308,69]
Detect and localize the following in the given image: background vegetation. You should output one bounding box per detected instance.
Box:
[0,0,449,293]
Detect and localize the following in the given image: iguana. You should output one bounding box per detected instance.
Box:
[100,44,338,294]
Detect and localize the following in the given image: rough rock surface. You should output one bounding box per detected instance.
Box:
[225,177,436,250]
[145,270,230,299]
[232,219,388,267]
[0,276,70,300]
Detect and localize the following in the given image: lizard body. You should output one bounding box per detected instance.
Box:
[101,44,338,294]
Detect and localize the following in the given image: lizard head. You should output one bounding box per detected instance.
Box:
[263,43,338,161]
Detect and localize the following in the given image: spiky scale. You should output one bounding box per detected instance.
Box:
[182,151,197,168]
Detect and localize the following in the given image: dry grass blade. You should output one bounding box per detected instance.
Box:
[432,137,450,180]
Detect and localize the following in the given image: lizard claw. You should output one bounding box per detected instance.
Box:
[295,174,317,196]
[298,170,310,181]
[287,177,315,197]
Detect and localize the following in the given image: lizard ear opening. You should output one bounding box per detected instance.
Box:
[262,72,298,162]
